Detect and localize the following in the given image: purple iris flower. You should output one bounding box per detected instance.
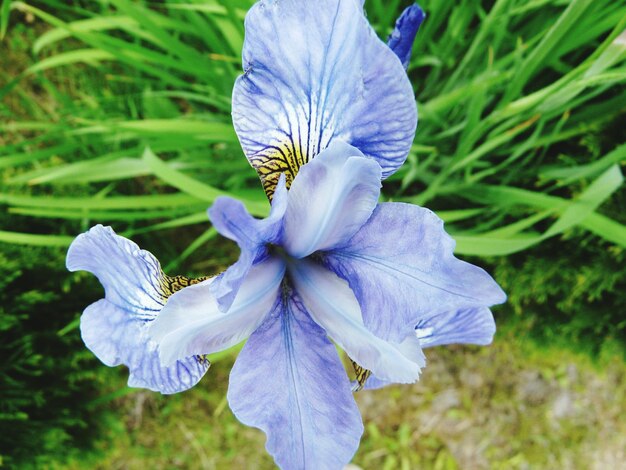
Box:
[67,1,505,468]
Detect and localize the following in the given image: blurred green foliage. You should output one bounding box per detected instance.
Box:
[0,0,623,255]
[0,0,624,467]
[0,240,101,467]
[494,233,626,357]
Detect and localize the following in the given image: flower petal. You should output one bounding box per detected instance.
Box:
[208,175,288,311]
[283,141,381,259]
[81,300,209,394]
[67,225,209,394]
[361,307,496,391]
[228,287,363,470]
[67,225,167,319]
[416,307,496,348]
[387,4,425,69]
[150,257,286,366]
[232,0,416,196]
[289,258,424,384]
[354,332,427,391]
[324,203,506,342]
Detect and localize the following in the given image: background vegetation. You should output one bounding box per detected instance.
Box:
[1,0,624,468]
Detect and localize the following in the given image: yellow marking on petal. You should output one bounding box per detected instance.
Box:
[250,140,312,199]
[351,359,372,392]
[159,274,210,299]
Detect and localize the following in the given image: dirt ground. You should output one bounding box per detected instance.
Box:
[355,335,626,469]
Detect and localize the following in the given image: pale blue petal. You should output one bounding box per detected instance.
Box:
[67,224,166,319]
[150,257,286,366]
[81,300,209,394]
[416,307,496,348]
[387,4,425,69]
[228,287,362,470]
[351,332,426,391]
[283,141,381,259]
[324,203,506,342]
[359,375,392,391]
[67,225,209,394]
[289,258,424,384]
[361,307,496,391]
[208,175,287,311]
[232,0,416,195]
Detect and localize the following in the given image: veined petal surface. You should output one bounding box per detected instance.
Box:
[416,307,496,348]
[283,141,381,259]
[324,203,506,342]
[232,0,416,196]
[361,307,495,391]
[228,288,362,470]
[289,258,424,384]
[67,225,209,394]
[150,257,286,366]
[208,176,288,311]
[67,224,167,319]
[81,300,209,394]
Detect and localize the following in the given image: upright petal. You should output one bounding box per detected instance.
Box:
[324,203,506,342]
[228,287,363,470]
[289,258,424,384]
[416,307,496,348]
[208,175,288,311]
[67,225,209,394]
[387,4,425,69]
[150,257,286,366]
[283,141,381,259]
[232,0,416,196]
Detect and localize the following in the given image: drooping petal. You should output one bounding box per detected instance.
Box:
[289,258,424,384]
[67,225,209,394]
[208,175,288,311]
[324,203,506,342]
[360,308,495,391]
[351,331,426,391]
[67,225,167,319]
[228,287,363,470]
[360,308,496,391]
[416,307,496,348]
[81,300,209,394]
[387,4,425,69]
[150,257,286,366]
[283,141,381,259]
[352,332,426,391]
[232,0,417,196]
